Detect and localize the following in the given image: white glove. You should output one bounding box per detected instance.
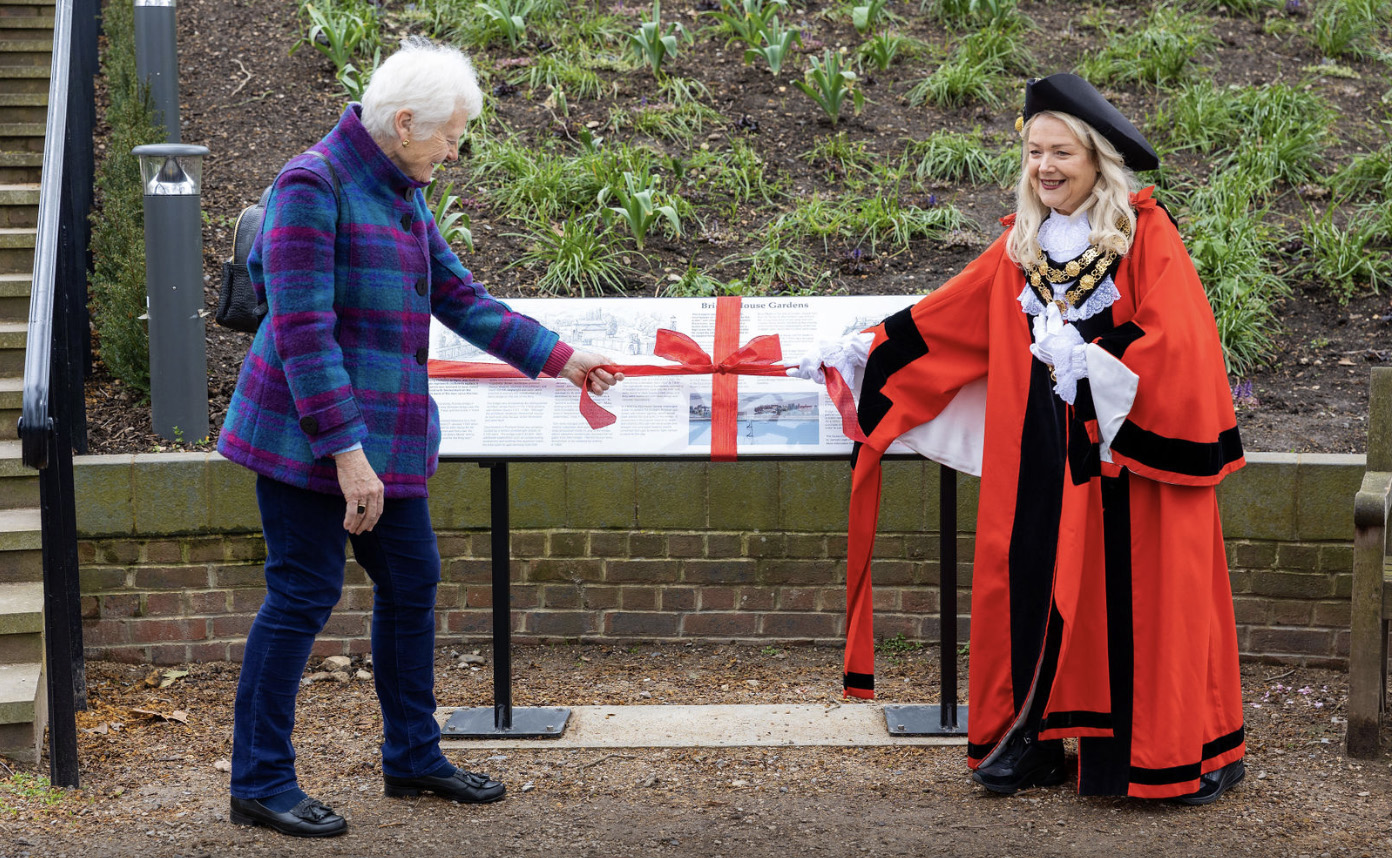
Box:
[786,332,873,390]
[1029,304,1088,404]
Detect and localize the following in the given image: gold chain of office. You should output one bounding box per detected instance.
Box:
[1025,214,1134,313]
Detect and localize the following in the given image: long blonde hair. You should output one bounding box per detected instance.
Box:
[1006,111,1140,269]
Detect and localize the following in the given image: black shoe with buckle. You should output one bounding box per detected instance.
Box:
[229,795,347,838]
[1174,759,1245,806]
[971,729,1067,795]
[384,767,507,803]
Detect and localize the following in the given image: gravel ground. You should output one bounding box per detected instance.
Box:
[3,643,1391,857]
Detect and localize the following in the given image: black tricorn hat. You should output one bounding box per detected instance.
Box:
[1022,73,1159,172]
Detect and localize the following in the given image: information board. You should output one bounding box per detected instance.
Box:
[427,295,922,459]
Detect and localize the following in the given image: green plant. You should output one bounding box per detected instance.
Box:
[661,259,734,297]
[474,0,536,49]
[512,51,609,100]
[1195,0,1281,18]
[1297,204,1392,303]
[745,16,801,76]
[628,0,691,76]
[904,130,1016,187]
[705,0,788,49]
[599,171,683,249]
[293,2,380,78]
[857,30,907,71]
[1334,137,1392,198]
[688,138,782,205]
[851,0,890,35]
[875,632,921,654]
[0,772,67,815]
[720,231,828,295]
[1310,0,1392,59]
[795,50,864,125]
[428,179,475,252]
[924,0,1021,26]
[905,57,1000,108]
[957,18,1034,73]
[89,0,166,394]
[800,132,876,181]
[512,216,635,296]
[337,46,380,101]
[1077,5,1217,87]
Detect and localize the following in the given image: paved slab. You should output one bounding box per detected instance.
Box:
[438,704,968,750]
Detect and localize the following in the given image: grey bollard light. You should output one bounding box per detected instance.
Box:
[133,143,210,443]
[133,0,180,143]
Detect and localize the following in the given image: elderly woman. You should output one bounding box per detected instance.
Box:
[217,40,619,838]
[797,74,1246,804]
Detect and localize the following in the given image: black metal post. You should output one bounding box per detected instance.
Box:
[938,463,960,729]
[884,464,968,737]
[489,462,513,730]
[441,463,569,738]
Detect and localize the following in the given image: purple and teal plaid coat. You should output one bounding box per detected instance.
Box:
[218,104,571,497]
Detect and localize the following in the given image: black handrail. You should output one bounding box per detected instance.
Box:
[17,0,99,789]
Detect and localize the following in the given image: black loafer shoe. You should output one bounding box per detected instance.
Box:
[1175,759,1245,806]
[384,767,506,804]
[229,796,347,838]
[972,729,1067,795]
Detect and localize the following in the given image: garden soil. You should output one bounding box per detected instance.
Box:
[81,0,1392,456]
[28,1,1392,855]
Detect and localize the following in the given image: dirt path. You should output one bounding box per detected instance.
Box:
[4,644,1390,857]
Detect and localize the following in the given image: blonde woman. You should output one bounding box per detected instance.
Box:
[794,74,1245,804]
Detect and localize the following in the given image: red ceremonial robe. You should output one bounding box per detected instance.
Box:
[844,188,1246,798]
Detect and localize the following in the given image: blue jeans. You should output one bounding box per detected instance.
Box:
[231,476,450,800]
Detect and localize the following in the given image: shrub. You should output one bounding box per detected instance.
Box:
[88,0,166,394]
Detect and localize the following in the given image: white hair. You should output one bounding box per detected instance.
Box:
[361,38,483,142]
[1006,110,1140,269]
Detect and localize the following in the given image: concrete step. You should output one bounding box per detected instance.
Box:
[0,506,39,553]
[0,40,50,68]
[0,272,28,325]
[0,580,41,664]
[0,183,36,229]
[0,229,34,282]
[0,121,45,152]
[0,660,42,763]
[0,150,40,184]
[0,438,37,509]
[0,381,21,442]
[0,103,44,124]
[0,323,26,376]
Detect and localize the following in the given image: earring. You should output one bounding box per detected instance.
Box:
[402,139,410,148]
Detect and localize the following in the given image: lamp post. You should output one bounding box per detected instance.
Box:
[133,143,209,442]
[133,0,180,142]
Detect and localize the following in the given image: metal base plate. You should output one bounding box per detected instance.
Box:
[884,704,969,737]
[443,706,571,738]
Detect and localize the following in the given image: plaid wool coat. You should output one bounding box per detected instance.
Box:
[218,104,571,497]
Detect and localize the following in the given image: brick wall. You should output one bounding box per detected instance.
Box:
[73,452,1367,667]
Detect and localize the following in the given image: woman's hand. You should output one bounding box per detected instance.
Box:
[786,332,873,390]
[559,351,623,395]
[334,448,385,534]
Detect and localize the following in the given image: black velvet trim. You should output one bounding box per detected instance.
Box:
[1093,321,1145,360]
[968,741,997,760]
[1109,423,1244,478]
[1129,761,1203,786]
[843,672,875,691]
[857,308,928,437]
[1203,726,1245,760]
[1077,471,1136,797]
[1007,360,1067,712]
[1041,711,1113,732]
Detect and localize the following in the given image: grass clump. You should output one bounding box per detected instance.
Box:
[1309,0,1392,60]
[903,130,1017,187]
[1078,5,1217,88]
[1295,205,1392,303]
[1333,137,1392,199]
[512,216,635,296]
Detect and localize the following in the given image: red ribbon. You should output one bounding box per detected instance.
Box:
[427,295,867,459]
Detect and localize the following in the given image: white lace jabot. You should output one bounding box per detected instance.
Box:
[1016,209,1120,323]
